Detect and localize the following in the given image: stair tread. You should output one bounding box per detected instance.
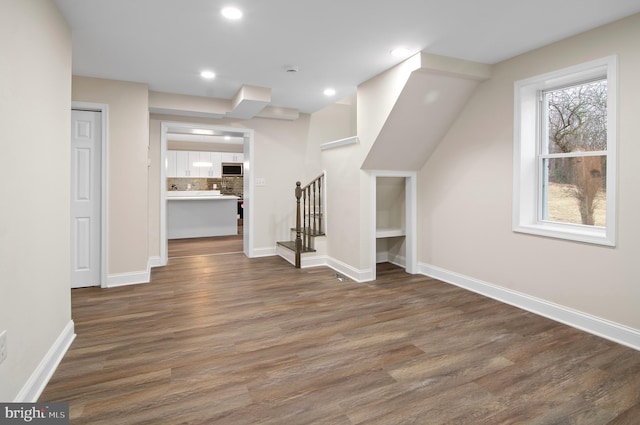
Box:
[290,227,326,236]
[276,241,317,253]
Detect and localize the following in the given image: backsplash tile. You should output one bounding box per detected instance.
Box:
[167,177,243,195]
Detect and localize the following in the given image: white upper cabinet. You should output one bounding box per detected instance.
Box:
[174,151,193,177]
[195,152,222,178]
[167,150,240,178]
[221,152,243,163]
[166,150,177,177]
[209,152,222,178]
[192,151,210,178]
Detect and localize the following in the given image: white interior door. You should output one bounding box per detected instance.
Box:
[71,110,101,288]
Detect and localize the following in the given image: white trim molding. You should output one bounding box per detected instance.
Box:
[15,321,75,402]
[419,262,640,351]
[376,251,406,268]
[148,256,162,268]
[326,257,373,283]
[106,269,149,288]
[252,247,278,258]
[160,122,255,264]
[274,246,374,283]
[512,56,617,246]
[320,136,359,151]
[369,170,418,281]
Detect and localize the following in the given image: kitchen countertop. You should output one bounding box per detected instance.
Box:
[167,190,239,201]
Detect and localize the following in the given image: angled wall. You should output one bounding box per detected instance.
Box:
[362,53,491,171]
[418,14,640,345]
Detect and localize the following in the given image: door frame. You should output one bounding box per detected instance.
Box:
[369,170,418,281]
[159,121,254,265]
[71,102,109,288]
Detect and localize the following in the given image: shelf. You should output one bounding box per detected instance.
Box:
[376,228,405,238]
[319,136,359,151]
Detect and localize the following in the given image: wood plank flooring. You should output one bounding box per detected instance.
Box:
[168,235,244,258]
[40,241,640,424]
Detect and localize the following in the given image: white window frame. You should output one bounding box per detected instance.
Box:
[513,56,617,246]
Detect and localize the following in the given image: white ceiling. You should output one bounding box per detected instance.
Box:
[55,0,640,114]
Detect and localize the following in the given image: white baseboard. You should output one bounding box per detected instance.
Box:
[377,251,406,268]
[326,257,373,283]
[15,320,75,402]
[300,255,328,269]
[252,247,277,258]
[376,251,388,264]
[105,268,149,288]
[275,245,373,283]
[105,257,163,288]
[419,262,640,351]
[148,256,162,268]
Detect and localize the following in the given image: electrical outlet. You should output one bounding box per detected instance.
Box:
[0,330,7,365]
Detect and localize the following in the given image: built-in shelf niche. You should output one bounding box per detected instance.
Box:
[376,176,406,237]
[376,176,406,265]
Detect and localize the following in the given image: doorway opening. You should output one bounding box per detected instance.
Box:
[370,171,417,281]
[159,122,254,265]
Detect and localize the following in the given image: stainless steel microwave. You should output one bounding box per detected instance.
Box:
[222,163,243,176]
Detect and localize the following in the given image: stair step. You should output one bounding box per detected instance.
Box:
[290,227,326,237]
[276,241,316,253]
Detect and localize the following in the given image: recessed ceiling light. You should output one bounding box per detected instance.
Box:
[391,47,411,57]
[324,88,336,97]
[200,70,216,79]
[221,7,243,20]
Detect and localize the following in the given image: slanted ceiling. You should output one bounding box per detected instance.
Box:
[362,55,491,171]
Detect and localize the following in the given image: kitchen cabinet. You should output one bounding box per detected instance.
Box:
[167,194,239,238]
[221,152,243,163]
[167,150,241,178]
[192,151,210,177]
[174,151,197,177]
[198,152,222,178]
[166,150,196,177]
[166,150,177,177]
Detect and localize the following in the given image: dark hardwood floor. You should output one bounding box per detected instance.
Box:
[40,241,640,424]
[168,234,244,258]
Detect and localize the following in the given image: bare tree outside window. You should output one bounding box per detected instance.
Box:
[543,79,607,226]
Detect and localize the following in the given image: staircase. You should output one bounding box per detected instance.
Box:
[276,173,325,268]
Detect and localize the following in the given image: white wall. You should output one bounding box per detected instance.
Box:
[72,77,150,278]
[0,0,73,401]
[418,14,640,333]
[322,55,422,276]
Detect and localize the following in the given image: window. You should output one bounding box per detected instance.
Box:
[513,56,617,246]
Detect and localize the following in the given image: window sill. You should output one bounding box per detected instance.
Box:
[513,223,615,247]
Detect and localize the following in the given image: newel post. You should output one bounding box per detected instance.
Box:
[295,181,302,268]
